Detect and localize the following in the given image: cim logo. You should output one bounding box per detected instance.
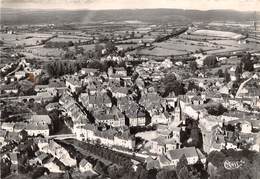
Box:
[224,159,246,170]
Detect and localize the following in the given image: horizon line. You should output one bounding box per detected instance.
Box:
[1,7,260,13]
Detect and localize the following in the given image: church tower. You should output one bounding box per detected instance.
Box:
[169,99,183,129]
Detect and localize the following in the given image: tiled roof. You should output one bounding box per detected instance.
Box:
[167,147,198,160]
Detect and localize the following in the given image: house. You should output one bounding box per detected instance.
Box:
[166,147,201,167]
[14,71,26,80]
[36,137,49,151]
[45,102,59,111]
[9,153,18,165]
[254,63,260,71]
[43,140,77,167]
[79,159,93,173]
[44,158,66,173]
[4,131,20,142]
[229,66,239,81]
[93,107,125,127]
[158,155,171,168]
[114,130,135,150]
[0,129,7,144]
[145,156,160,170]
[76,124,135,150]
[112,87,129,98]
[65,78,82,93]
[151,112,171,125]
[1,122,15,132]
[150,136,179,155]
[81,68,99,76]
[125,110,146,127]
[191,96,205,105]
[117,96,131,112]
[114,67,127,76]
[25,123,50,137]
[240,121,252,133]
[29,115,52,125]
[35,85,56,93]
[0,84,19,94]
[34,152,50,165]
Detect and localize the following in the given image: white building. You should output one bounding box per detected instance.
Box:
[79,159,93,173]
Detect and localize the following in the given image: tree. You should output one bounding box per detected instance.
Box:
[206,103,227,116]
[204,55,217,68]
[105,41,116,54]
[217,69,224,78]
[190,61,198,72]
[94,44,103,58]
[176,154,188,174]
[18,80,36,96]
[224,68,230,83]
[187,81,201,92]
[241,53,254,72]
[163,80,185,97]
[136,165,149,179]
[178,166,190,179]
[45,61,81,77]
[156,169,178,179]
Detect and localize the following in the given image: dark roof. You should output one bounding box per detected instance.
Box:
[167,147,198,160]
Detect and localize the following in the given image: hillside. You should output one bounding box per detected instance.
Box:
[1,8,259,25]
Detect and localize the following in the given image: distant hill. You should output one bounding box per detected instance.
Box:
[1,8,259,25]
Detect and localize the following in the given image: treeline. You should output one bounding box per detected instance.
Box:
[207,149,260,179]
[157,73,186,97]
[44,41,74,48]
[45,59,127,78]
[45,61,82,77]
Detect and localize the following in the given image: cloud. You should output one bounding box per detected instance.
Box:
[1,0,260,11]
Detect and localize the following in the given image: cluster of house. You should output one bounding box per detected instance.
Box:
[1,59,64,104]
[1,136,96,175]
[0,115,52,144]
[145,146,206,170]
[1,49,259,177]
[210,111,260,152]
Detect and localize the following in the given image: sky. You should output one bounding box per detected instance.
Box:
[1,0,260,11]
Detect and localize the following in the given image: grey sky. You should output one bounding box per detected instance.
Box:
[1,0,260,11]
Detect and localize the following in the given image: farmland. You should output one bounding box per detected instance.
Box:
[0,33,52,46]
[22,46,66,58]
[132,47,187,56]
[191,29,245,39]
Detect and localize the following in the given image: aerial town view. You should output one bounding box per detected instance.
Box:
[0,0,260,179]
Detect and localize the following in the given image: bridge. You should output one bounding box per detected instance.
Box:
[48,134,77,140]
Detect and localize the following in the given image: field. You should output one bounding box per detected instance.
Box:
[0,33,52,46]
[154,39,218,52]
[131,47,187,56]
[131,37,221,56]
[180,34,227,41]
[115,44,140,50]
[191,30,245,39]
[23,46,65,57]
[49,35,92,43]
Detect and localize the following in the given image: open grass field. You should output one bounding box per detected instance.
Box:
[154,38,218,52]
[180,34,227,41]
[49,35,92,43]
[1,33,52,46]
[191,29,245,39]
[132,47,187,56]
[23,46,65,57]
